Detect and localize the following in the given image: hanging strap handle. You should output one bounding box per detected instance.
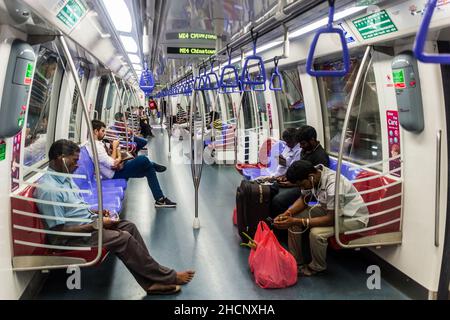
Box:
[241,28,267,89]
[306,0,350,77]
[414,0,450,64]
[269,56,283,91]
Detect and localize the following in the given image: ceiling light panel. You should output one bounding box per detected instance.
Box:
[102,0,132,33]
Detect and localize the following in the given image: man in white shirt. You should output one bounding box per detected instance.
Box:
[87,120,176,208]
[257,128,301,182]
[273,160,368,276]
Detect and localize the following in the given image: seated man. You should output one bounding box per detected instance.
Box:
[114,112,148,152]
[88,120,177,208]
[273,160,368,276]
[271,125,330,217]
[256,128,300,183]
[34,139,194,294]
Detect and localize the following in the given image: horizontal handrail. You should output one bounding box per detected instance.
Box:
[13,224,91,237]
[344,218,401,235]
[345,205,402,222]
[11,195,90,209]
[347,180,403,197]
[13,209,93,223]
[13,179,92,195]
[13,163,87,180]
[361,193,402,208]
[351,167,401,183]
[348,155,401,171]
[14,239,92,251]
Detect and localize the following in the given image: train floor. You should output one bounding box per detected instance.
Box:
[35,128,412,300]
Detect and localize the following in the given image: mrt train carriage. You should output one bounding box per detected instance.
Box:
[0,0,450,301]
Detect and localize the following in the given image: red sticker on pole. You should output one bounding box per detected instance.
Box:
[386,110,401,177]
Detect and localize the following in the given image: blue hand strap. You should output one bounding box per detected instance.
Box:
[241,30,267,89]
[269,56,283,91]
[414,0,450,64]
[306,0,350,77]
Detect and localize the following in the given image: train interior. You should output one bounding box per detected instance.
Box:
[0,0,450,300]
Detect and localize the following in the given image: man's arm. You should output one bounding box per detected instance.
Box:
[52,217,120,233]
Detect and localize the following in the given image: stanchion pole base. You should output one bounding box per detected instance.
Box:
[193,218,200,229]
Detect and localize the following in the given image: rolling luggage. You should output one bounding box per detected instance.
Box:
[236,180,272,241]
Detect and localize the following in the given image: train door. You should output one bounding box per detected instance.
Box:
[68,63,90,144]
[94,76,108,121]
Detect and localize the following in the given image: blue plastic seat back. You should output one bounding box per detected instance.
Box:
[73,146,95,187]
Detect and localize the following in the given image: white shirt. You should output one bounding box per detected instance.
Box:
[315,164,369,226]
[86,140,116,179]
[273,143,301,177]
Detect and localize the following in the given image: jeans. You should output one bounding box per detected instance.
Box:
[132,136,148,152]
[113,155,164,200]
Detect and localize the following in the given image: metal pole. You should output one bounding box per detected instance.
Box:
[190,90,205,229]
[334,46,371,249]
[58,35,104,267]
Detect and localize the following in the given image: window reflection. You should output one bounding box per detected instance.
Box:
[317,55,382,165]
[275,68,306,130]
[24,47,59,166]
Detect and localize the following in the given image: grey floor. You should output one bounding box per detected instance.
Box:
[35,128,411,300]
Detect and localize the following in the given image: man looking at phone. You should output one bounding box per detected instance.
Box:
[271,125,329,216]
[34,139,194,294]
[87,120,177,208]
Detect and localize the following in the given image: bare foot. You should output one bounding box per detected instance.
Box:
[176,270,195,285]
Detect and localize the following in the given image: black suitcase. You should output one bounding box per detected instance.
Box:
[236,180,272,241]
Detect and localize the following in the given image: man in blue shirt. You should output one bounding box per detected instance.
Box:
[34,139,194,294]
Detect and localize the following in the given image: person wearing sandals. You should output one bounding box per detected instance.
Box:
[273,160,368,276]
[35,140,194,295]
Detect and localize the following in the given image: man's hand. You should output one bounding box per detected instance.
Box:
[91,209,111,217]
[273,215,298,230]
[276,176,287,183]
[102,217,120,229]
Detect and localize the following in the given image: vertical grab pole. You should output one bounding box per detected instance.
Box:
[122,79,136,144]
[58,35,104,266]
[233,49,247,164]
[111,75,130,147]
[334,46,372,249]
[167,91,173,158]
[190,90,205,229]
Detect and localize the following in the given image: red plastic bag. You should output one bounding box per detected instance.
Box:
[232,208,237,226]
[248,222,298,289]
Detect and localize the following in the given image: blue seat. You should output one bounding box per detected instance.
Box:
[73,147,127,200]
[329,158,361,181]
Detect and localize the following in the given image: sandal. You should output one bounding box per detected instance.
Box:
[147,284,181,295]
[298,266,324,277]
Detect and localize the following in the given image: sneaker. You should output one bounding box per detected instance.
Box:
[155,197,177,208]
[153,163,167,172]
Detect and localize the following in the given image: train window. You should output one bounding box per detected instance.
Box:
[275,68,306,131]
[105,81,116,111]
[24,47,60,166]
[242,91,256,129]
[223,93,235,121]
[317,55,382,165]
[68,66,89,143]
[94,76,109,120]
